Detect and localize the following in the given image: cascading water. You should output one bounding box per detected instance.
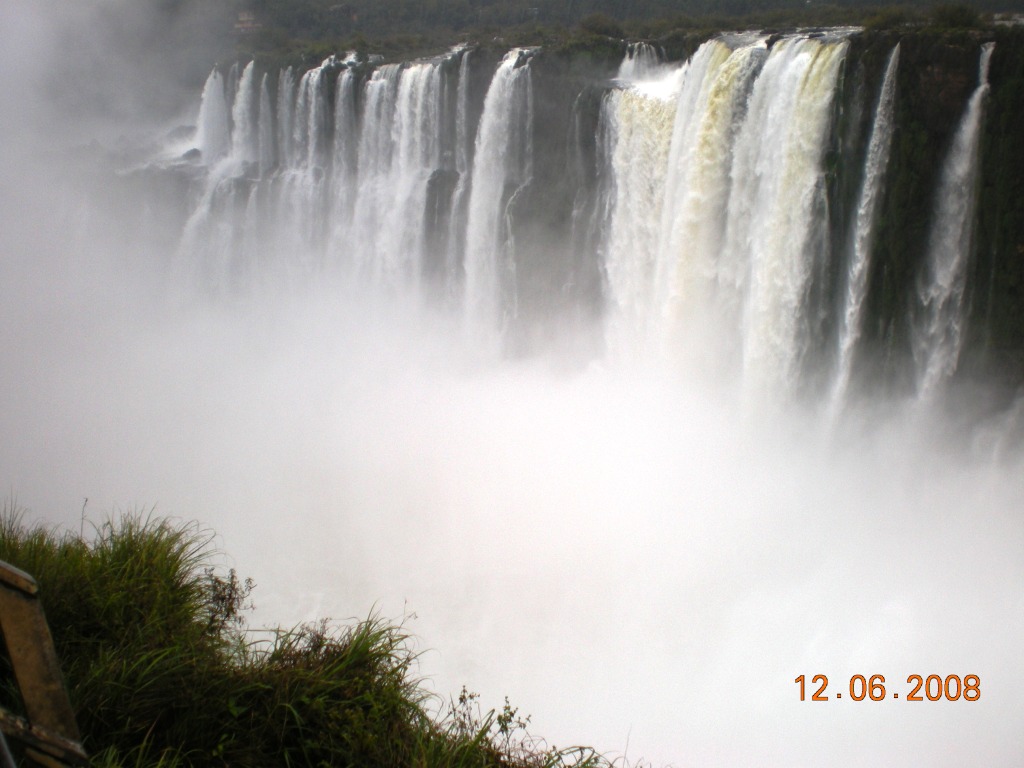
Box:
[617,41,662,80]
[328,68,359,258]
[265,58,332,274]
[914,43,995,399]
[173,32,1005,405]
[276,67,297,170]
[830,43,900,412]
[348,64,403,281]
[195,69,230,164]
[382,61,445,287]
[600,33,848,400]
[601,60,686,359]
[729,36,849,400]
[443,49,474,302]
[230,61,258,165]
[656,38,767,374]
[258,74,275,177]
[462,48,535,348]
[343,52,467,290]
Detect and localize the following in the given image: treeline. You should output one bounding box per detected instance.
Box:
[228,0,1018,61]
[70,0,1021,108]
[246,0,1019,36]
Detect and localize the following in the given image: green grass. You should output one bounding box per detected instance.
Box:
[0,505,621,768]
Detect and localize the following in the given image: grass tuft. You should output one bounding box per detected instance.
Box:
[0,503,626,767]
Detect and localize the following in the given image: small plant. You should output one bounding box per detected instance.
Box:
[201,567,254,637]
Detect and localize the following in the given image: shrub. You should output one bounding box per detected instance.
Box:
[0,506,614,767]
[930,4,982,29]
[864,7,918,31]
[578,13,625,40]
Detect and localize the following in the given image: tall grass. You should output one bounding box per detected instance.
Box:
[0,506,620,768]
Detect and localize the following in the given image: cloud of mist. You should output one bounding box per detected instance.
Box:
[1,7,1023,767]
[2,0,229,149]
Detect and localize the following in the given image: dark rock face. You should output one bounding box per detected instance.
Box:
[855,29,1024,393]
[972,28,1024,388]
[823,28,1024,396]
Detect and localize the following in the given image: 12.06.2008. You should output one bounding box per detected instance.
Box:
[795,674,980,701]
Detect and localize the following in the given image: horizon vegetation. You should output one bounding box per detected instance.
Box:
[137,0,1010,76]
[240,2,998,67]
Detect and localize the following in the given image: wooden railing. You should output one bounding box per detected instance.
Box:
[0,561,87,767]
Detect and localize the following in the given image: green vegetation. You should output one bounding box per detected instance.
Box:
[206,0,1019,65]
[0,508,616,768]
[930,3,984,27]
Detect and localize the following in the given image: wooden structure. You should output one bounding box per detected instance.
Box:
[0,561,87,767]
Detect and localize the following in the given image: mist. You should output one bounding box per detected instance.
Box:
[2,4,1024,767]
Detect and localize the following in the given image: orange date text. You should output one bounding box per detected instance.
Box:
[794,674,980,702]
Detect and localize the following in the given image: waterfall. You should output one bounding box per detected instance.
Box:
[350,64,402,281]
[725,36,849,400]
[566,85,615,327]
[168,33,1009,403]
[384,61,445,287]
[180,62,264,289]
[258,73,275,177]
[327,68,359,260]
[276,58,333,269]
[602,68,683,358]
[656,39,766,371]
[292,63,330,171]
[914,42,995,399]
[617,42,661,80]
[462,48,535,348]
[601,33,847,397]
[453,50,472,178]
[177,165,246,290]
[276,68,297,170]
[195,69,230,164]
[443,49,473,301]
[652,39,734,349]
[181,36,860,345]
[230,61,258,166]
[332,68,359,184]
[830,43,901,411]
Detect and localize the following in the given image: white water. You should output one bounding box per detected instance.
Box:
[328,68,359,259]
[195,69,230,163]
[444,49,474,302]
[276,67,297,170]
[732,37,849,401]
[658,39,767,376]
[831,43,901,411]
[603,34,848,401]
[384,61,444,288]
[258,73,275,177]
[462,48,535,349]
[602,82,677,359]
[230,61,258,166]
[617,41,662,80]
[915,43,995,399]
[349,64,402,281]
[2,9,1022,766]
